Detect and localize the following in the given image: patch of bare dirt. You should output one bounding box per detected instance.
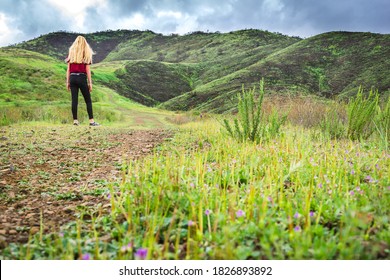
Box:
[0,127,172,247]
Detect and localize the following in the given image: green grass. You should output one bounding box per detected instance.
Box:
[12,29,390,112]
[0,49,175,127]
[1,119,388,260]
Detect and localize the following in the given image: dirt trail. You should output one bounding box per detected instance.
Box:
[0,126,172,247]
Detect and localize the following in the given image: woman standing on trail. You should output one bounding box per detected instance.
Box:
[66,35,99,126]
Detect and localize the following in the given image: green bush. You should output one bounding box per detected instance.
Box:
[347,87,379,140]
[223,79,286,143]
[320,105,346,139]
[374,96,390,150]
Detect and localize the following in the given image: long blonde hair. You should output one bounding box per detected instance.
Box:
[67,36,94,64]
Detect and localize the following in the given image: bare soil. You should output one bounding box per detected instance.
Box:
[0,126,172,248]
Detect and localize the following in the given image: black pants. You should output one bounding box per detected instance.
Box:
[70,74,93,120]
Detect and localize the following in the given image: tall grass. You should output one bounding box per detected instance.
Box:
[223,79,287,143]
[347,87,379,140]
[374,96,390,150]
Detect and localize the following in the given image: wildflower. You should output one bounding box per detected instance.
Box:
[107,193,111,199]
[294,226,301,232]
[317,183,323,188]
[188,220,195,226]
[58,232,64,237]
[349,191,355,196]
[236,210,245,218]
[121,243,132,253]
[309,211,314,217]
[350,170,355,175]
[267,196,273,202]
[293,212,299,219]
[81,253,91,260]
[190,182,195,187]
[205,209,211,216]
[135,248,148,260]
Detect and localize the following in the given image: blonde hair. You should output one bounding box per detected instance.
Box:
[67,36,94,64]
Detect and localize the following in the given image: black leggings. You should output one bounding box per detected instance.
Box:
[70,74,93,120]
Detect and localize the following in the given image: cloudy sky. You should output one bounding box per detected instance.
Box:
[0,0,389,46]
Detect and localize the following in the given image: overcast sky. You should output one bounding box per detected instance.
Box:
[0,0,389,47]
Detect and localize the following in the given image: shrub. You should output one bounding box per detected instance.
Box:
[347,87,379,140]
[223,79,286,143]
[320,105,346,139]
[374,96,390,150]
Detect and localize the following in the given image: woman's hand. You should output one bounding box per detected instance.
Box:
[89,83,93,92]
[67,82,70,91]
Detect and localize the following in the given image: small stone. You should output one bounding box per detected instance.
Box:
[30,227,39,234]
[0,230,6,235]
[9,230,17,235]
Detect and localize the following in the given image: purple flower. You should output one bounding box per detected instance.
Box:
[349,191,355,196]
[236,209,245,218]
[293,212,299,219]
[350,170,355,175]
[107,193,111,199]
[309,211,314,217]
[81,253,91,260]
[121,243,132,253]
[267,196,273,202]
[205,209,211,216]
[188,220,195,226]
[317,183,323,188]
[294,225,301,232]
[135,248,148,260]
[58,232,64,237]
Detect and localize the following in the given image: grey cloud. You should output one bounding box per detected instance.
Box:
[0,0,69,44]
[0,0,389,47]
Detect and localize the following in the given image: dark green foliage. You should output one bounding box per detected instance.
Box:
[347,87,379,140]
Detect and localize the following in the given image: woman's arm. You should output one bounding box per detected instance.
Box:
[66,63,70,91]
[86,64,92,92]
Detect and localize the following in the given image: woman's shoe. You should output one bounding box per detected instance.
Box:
[89,122,100,126]
[73,121,79,126]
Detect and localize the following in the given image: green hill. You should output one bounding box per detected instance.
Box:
[4,29,390,113]
[0,48,172,126]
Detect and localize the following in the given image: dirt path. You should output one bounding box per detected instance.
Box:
[0,125,172,248]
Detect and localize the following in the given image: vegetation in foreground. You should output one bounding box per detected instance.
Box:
[1,111,388,259]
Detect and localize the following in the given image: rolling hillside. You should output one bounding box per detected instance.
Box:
[4,29,390,113]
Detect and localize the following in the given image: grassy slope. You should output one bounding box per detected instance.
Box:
[0,48,173,127]
[12,30,138,63]
[7,29,390,113]
[163,32,390,112]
